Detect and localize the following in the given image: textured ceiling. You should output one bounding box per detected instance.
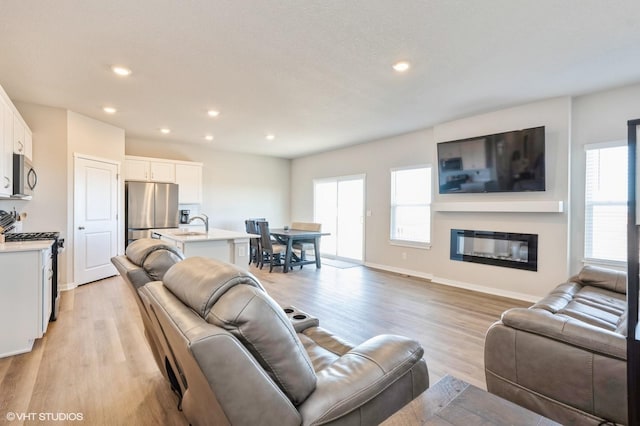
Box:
[1,1,640,158]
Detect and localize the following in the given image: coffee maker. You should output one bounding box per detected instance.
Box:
[179,209,190,224]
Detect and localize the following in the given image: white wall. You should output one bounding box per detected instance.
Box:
[570,82,640,273]
[292,97,572,301]
[126,138,291,232]
[431,97,571,300]
[66,111,126,287]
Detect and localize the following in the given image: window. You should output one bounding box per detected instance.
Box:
[584,143,627,263]
[390,166,432,245]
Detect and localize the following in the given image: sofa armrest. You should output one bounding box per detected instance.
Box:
[298,334,427,425]
[501,308,626,359]
[486,310,627,424]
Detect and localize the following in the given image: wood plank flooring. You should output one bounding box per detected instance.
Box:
[0,263,529,425]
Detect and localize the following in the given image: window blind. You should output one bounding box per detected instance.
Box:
[584,145,627,262]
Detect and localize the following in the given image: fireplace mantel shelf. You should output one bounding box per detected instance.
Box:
[433,200,564,213]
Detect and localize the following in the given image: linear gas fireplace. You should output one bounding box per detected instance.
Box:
[450,229,538,271]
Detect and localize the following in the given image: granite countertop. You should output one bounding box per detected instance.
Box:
[152,228,257,243]
[0,240,54,253]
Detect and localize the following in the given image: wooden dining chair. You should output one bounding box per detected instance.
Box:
[256,221,287,272]
[244,219,261,265]
[291,222,322,268]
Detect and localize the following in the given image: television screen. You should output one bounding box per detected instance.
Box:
[437,126,545,194]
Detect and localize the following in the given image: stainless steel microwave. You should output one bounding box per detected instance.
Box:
[13,154,37,198]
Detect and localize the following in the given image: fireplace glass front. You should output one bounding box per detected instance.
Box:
[450,229,538,271]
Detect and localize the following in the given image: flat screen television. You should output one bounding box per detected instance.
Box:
[437,126,545,194]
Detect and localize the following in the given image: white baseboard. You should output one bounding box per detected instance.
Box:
[364,262,434,281]
[430,276,539,303]
[59,281,78,292]
[364,262,538,303]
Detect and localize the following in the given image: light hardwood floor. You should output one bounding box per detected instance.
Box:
[0,263,529,425]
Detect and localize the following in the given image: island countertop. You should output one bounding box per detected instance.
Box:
[151,228,258,243]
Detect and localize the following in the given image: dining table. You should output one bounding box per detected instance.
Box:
[269,228,329,273]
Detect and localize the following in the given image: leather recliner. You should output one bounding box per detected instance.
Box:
[111,238,185,387]
[484,265,627,425]
[139,257,430,426]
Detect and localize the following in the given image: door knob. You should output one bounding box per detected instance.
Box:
[78,226,85,230]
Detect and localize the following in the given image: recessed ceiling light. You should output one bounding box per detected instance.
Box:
[392,61,410,72]
[160,128,171,134]
[266,134,275,141]
[111,65,132,76]
[205,135,214,141]
[207,110,220,117]
[103,106,117,114]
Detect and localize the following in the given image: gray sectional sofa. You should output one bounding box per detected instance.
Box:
[485,265,628,425]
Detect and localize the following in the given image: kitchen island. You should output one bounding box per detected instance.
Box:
[151,228,257,270]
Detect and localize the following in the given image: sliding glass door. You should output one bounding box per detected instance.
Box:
[314,175,364,262]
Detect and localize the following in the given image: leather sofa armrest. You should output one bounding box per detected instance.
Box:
[501,308,626,359]
[298,334,427,425]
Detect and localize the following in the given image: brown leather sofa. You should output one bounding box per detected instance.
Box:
[111,238,185,389]
[485,265,627,425]
[138,256,430,426]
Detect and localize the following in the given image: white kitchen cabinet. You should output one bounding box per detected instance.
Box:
[150,161,175,182]
[0,96,12,197]
[125,156,202,204]
[0,244,52,358]
[175,162,203,204]
[24,127,33,160]
[125,158,151,181]
[12,114,32,160]
[124,156,176,183]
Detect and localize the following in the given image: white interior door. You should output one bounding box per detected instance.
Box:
[314,175,364,262]
[74,156,119,285]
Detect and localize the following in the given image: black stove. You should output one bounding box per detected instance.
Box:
[5,231,60,241]
[5,231,64,321]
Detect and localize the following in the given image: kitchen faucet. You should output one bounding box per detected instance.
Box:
[189,213,209,233]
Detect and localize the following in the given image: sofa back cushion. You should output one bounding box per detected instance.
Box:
[577,265,626,294]
[162,257,317,404]
[125,238,184,278]
[163,257,265,317]
[209,285,317,404]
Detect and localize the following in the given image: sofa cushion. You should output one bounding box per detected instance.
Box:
[576,265,626,294]
[125,238,183,266]
[209,284,317,405]
[163,257,265,317]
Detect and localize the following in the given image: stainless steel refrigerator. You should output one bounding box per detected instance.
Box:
[126,181,179,246]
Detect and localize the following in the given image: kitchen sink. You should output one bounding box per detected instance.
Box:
[172,231,206,237]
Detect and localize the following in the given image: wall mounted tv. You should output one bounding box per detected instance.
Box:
[437,126,545,194]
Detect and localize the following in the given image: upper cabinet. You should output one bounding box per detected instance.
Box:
[124,156,176,183]
[13,115,33,160]
[0,97,12,197]
[0,83,33,198]
[125,156,203,204]
[175,163,203,204]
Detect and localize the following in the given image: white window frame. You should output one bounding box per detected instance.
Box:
[390,165,432,248]
[583,140,627,267]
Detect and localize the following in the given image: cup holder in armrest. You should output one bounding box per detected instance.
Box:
[282,306,319,332]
